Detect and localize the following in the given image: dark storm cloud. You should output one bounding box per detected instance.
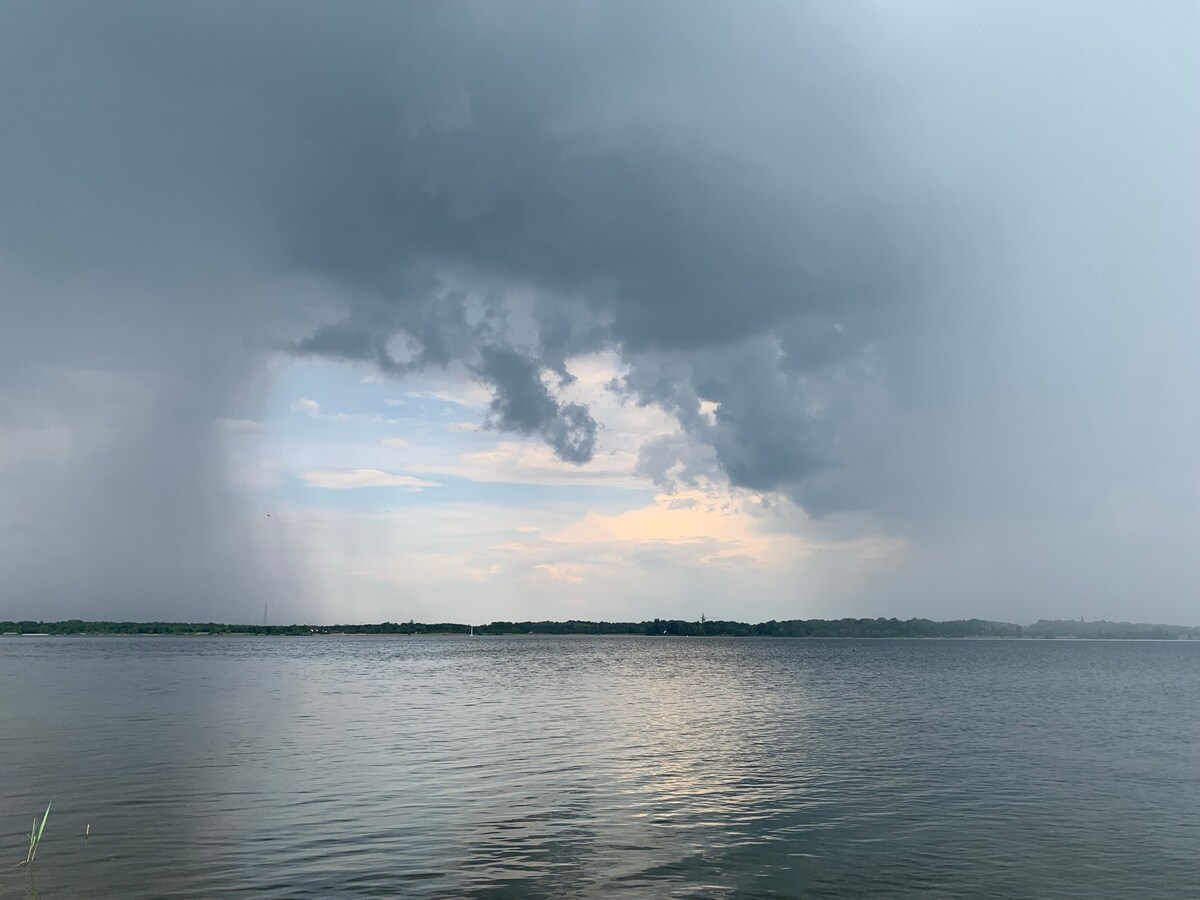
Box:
[1,1,1196,619]
[475,346,597,464]
[266,0,916,490]
[195,0,910,488]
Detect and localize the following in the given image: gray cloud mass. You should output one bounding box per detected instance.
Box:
[1,1,1196,621]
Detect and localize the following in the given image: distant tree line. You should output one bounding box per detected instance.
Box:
[0,620,316,636]
[0,619,469,636]
[3,617,1196,638]
[475,617,1027,638]
[1023,619,1200,641]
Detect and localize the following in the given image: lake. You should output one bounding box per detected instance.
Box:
[1,636,1196,897]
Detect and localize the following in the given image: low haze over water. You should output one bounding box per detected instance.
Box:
[2,636,1197,898]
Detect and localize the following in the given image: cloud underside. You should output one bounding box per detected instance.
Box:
[2,3,912,509]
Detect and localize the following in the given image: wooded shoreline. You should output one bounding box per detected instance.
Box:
[2,618,1197,640]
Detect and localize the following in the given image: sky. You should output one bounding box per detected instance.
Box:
[1,1,1197,625]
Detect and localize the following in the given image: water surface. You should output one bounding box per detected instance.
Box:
[1,636,1196,897]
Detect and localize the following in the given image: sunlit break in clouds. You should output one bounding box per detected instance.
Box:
[1,1,1196,624]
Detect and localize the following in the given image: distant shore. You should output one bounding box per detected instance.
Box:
[2,618,1197,640]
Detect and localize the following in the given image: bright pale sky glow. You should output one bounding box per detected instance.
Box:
[221,354,906,624]
[1,2,1197,624]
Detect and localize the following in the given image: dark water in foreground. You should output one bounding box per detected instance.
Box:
[0,637,1196,898]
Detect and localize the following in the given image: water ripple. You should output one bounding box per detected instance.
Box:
[0,636,1197,897]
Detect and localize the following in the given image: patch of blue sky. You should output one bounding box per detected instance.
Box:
[266,359,481,444]
[261,359,653,515]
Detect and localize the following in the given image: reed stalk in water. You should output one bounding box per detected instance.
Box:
[16,801,51,867]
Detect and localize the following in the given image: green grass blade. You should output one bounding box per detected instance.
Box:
[35,802,51,844]
[25,802,51,864]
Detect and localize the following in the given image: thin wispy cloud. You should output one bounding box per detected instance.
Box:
[301,469,442,491]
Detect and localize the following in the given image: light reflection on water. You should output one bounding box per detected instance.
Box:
[0,636,1196,898]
